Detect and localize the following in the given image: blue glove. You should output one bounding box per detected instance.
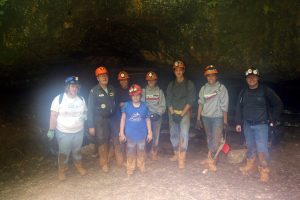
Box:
[47,129,55,140]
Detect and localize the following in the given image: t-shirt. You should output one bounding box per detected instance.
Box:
[122,101,149,142]
[51,93,87,133]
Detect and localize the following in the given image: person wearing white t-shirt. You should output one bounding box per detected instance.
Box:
[47,76,87,181]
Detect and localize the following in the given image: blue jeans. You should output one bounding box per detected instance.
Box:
[243,121,269,159]
[169,113,190,152]
[202,116,223,153]
[56,129,84,164]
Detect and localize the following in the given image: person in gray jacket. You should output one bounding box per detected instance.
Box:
[196,65,229,172]
[142,71,166,160]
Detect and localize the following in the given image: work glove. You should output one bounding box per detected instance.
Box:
[47,129,55,140]
[172,113,182,124]
[195,119,203,130]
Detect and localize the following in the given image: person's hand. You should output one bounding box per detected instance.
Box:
[119,133,126,143]
[172,114,182,124]
[47,129,55,140]
[89,128,95,136]
[195,119,203,130]
[146,132,153,143]
[236,125,242,133]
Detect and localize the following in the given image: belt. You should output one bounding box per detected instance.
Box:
[173,109,183,115]
[245,120,268,125]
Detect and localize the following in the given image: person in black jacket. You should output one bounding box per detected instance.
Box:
[235,67,283,182]
[87,66,117,173]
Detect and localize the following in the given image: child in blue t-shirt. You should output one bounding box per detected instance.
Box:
[119,84,152,176]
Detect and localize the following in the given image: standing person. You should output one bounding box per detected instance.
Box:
[48,76,87,181]
[119,84,153,177]
[142,71,166,160]
[87,66,117,173]
[235,67,283,182]
[166,60,196,169]
[111,70,131,166]
[196,65,229,172]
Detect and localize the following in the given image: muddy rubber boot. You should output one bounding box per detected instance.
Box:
[127,154,136,177]
[178,151,186,169]
[58,154,68,181]
[207,155,217,172]
[239,156,256,175]
[108,144,114,163]
[169,151,178,162]
[137,149,146,173]
[98,144,109,173]
[74,160,87,176]
[257,153,270,182]
[258,166,270,182]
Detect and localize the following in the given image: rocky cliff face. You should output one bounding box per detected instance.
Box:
[0,0,299,87]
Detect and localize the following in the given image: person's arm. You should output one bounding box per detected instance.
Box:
[87,89,95,136]
[195,103,203,129]
[266,87,283,123]
[158,89,166,115]
[119,112,127,142]
[146,117,153,142]
[182,80,196,116]
[220,86,229,126]
[49,111,58,130]
[235,89,244,133]
[166,83,173,114]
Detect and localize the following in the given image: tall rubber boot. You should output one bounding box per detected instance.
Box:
[239,156,256,175]
[258,153,270,182]
[207,155,217,172]
[178,151,186,169]
[169,151,178,162]
[73,160,87,176]
[127,153,136,176]
[108,143,114,163]
[98,144,109,173]
[137,149,146,173]
[58,154,68,181]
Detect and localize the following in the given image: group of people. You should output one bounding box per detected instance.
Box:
[48,60,283,183]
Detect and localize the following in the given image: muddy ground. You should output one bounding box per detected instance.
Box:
[0,117,299,200]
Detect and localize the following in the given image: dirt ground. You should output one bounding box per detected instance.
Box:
[0,121,300,200]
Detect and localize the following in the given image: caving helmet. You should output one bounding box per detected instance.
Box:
[145,71,158,81]
[129,84,142,96]
[95,66,108,77]
[65,76,80,85]
[203,65,218,76]
[173,60,185,70]
[245,67,259,77]
[118,71,129,80]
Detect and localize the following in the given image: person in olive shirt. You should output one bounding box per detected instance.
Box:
[87,66,117,173]
[235,67,283,182]
[166,60,196,169]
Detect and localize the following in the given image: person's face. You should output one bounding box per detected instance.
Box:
[246,75,259,88]
[206,74,217,85]
[97,74,109,85]
[67,84,79,97]
[131,94,141,103]
[174,67,184,79]
[119,79,129,89]
[147,80,157,88]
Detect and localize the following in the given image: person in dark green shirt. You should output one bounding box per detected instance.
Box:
[166,60,196,169]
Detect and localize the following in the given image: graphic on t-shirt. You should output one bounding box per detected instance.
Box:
[204,92,217,100]
[129,112,142,122]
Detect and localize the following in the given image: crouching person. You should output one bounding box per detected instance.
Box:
[48,76,87,181]
[119,84,152,177]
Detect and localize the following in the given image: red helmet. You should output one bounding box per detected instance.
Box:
[145,71,158,81]
[129,84,142,96]
[173,60,185,70]
[118,71,129,80]
[203,65,218,76]
[95,66,108,77]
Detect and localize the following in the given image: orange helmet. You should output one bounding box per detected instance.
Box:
[173,60,185,70]
[145,71,158,81]
[95,66,108,77]
[203,65,218,76]
[129,84,142,96]
[118,71,129,80]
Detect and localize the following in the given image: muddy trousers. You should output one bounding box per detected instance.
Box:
[126,140,146,175]
[98,144,109,172]
[169,113,190,152]
[148,117,162,159]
